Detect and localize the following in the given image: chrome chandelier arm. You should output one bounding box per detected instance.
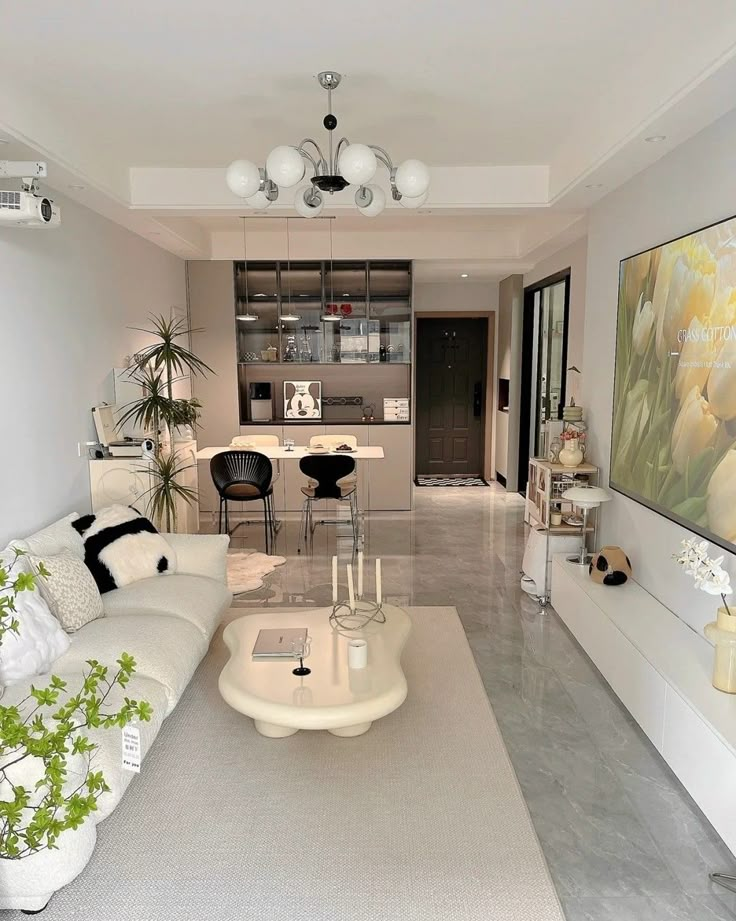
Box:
[334,136,351,169]
[297,138,327,174]
[368,144,394,172]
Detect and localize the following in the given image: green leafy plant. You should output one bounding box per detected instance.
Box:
[120,313,212,532]
[145,450,198,534]
[0,564,152,860]
[0,549,47,647]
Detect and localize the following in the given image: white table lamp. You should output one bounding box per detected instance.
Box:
[562,485,611,566]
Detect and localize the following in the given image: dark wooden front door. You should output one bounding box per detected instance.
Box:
[416,318,487,476]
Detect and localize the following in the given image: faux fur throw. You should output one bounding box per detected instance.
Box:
[72,505,177,593]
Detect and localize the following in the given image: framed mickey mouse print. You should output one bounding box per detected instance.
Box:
[284,380,322,419]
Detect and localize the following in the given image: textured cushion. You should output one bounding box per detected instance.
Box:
[224,483,264,499]
[30,550,104,632]
[102,573,232,641]
[0,576,70,684]
[11,512,84,560]
[72,505,177,594]
[57,613,207,715]
[159,533,229,582]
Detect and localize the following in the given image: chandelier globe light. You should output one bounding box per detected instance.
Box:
[355,184,386,218]
[399,190,429,209]
[226,70,429,218]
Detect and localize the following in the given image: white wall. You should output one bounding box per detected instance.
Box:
[584,108,736,635]
[0,195,186,545]
[524,235,587,400]
[495,275,524,489]
[413,280,499,314]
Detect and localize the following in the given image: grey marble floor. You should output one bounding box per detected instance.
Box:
[204,485,736,921]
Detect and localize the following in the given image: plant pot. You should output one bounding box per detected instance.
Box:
[704,606,736,693]
[559,438,584,468]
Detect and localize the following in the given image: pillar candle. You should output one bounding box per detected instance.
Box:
[347,564,355,612]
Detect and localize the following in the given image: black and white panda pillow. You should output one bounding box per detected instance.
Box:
[72,505,177,594]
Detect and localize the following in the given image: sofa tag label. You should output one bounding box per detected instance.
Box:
[122,726,141,773]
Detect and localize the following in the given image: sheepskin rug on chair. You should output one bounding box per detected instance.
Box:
[226,548,286,594]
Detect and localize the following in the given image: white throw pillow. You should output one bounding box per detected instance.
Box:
[0,580,70,685]
[11,512,84,560]
[30,550,104,633]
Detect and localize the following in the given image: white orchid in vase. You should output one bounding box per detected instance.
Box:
[673,537,733,615]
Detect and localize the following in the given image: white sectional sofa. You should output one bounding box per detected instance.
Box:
[0,514,232,913]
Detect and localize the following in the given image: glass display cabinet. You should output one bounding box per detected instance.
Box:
[234,260,411,366]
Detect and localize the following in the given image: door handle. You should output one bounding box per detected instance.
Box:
[473,381,482,417]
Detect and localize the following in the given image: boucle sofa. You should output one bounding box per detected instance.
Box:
[0,513,232,912]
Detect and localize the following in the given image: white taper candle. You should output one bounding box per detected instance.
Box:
[347,563,355,612]
[357,550,364,599]
[376,558,382,606]
[332,555,338,604]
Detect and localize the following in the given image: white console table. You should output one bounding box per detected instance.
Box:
[552,556,736,855]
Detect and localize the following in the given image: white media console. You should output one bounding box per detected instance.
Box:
[551,556,736,855]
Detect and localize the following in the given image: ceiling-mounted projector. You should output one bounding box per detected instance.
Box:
[0,190,60,227]
[0,160,61,227]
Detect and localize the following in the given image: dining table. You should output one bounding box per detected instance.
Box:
[195,444,385,541]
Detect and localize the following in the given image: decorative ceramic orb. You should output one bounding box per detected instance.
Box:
[589,546,633,586]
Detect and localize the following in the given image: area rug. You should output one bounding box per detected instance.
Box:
[227,548,286,594]
[415,475,489,487]
[20,607,564,921]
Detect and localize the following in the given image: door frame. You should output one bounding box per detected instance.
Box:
[413,311,496,481]
[518,270,571,493]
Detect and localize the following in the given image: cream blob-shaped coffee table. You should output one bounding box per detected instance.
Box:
[219,605,411,738]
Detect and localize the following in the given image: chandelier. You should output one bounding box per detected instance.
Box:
[225,71,430,218]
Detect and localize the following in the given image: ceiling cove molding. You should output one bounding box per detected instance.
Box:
[128,165,552,211]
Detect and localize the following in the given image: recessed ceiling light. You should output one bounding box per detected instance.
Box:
[460,273,469,278]
[584,183,604,190]
[644,135,666,143]
[68,183,86,191]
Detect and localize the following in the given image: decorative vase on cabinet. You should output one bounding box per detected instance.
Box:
[704,607,736,694]
[558,437,584,468]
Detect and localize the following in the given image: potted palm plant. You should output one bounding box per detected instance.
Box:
[118,314,213,532]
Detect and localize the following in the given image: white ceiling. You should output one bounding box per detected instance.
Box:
[1,1,736,270]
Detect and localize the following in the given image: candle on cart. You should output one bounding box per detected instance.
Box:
[376,558,382,606]
[357,551,364,599]
[347,564,355,612]
[332,555,338,605]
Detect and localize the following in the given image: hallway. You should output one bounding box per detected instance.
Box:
[209,485,736,920]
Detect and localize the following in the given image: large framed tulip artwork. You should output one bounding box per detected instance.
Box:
[611,215,736,553]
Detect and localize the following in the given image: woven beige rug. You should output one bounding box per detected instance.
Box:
[227,548,286,594]
[21,607,564,921]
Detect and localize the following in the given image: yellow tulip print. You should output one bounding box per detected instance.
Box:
[611,214,736,551]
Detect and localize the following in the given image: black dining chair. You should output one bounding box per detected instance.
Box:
[297,454,358,553]
[210,451,275,553]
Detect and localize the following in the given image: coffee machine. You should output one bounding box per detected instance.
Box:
[249,382,273,422]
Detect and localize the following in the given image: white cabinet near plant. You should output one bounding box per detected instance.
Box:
[89,439,199,533]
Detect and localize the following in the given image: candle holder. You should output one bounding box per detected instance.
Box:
[329,599,386,632]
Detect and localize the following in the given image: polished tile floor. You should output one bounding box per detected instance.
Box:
[204,484,736,921]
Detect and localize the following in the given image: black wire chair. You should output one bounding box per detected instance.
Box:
[210,451,275,553]
[297,454,358,553]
